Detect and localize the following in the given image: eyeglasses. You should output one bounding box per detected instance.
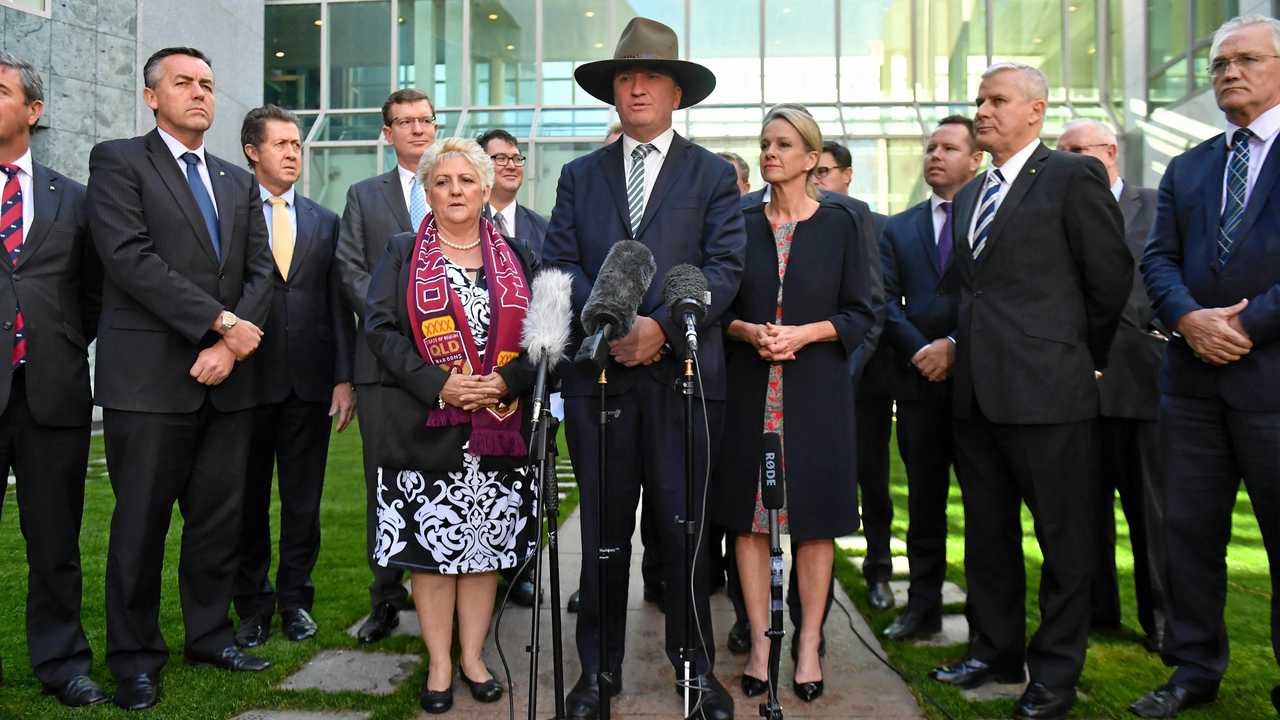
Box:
[489,153,527,167]
[1209,53,1280,77]
[390,116,439,129]
[813,165,847,179]
[1061,143,1113,154]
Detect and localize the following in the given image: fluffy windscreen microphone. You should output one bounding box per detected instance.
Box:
[575,240,656,369]
[661,264,709,355]
[521,268,574,367]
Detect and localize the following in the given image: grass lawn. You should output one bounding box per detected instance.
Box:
[834,427,1277,720]
[0,425,577,720]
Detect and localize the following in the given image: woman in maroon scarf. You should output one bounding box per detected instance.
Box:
[365,136,538,714]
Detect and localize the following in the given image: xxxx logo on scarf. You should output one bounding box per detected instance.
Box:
[421,316,468,369]
[496,350,519,367]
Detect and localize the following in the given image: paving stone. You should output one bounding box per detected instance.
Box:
[232,713,370,720]
[889,580,966,608]
[911,613,970,647]
[891,554,910,577]
[279,649,418,696]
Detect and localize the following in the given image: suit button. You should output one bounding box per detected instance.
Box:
[974,290,984,297]
[217,272,224,280]
[2,321,11,330]
[11,273,19,282]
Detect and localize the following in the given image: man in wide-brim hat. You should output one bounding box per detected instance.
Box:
[542,16,746,720]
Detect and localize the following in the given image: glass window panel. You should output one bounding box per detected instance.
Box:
[919,0,987,103]
[1147,0,1187,71]
[308,146,378,214]
[1067,1,1099,102]
[330,1,391,109]
[7,0,48,13]
[1109,0,1123,117]
[991,0,1065,101]
[399,0,464,107]
[688,106,764,140]
[887,137,930,213]
[542,1,614,106]
[265,3,321,110]
[695,138,765,195]
[1192,42,1214,91]
[843,138,883,210]
[841,0,913,102]
[298,113,320,142]
[842,106,923,137]
[462,110,535,139]
[1149,62,1188,106]
[313,112,385,142]
[471,1,536,105]
[1193,0,1236,40]
[538,108,612,138]
[690,0,760,104]
[616,1,684,47]
[531,142,601,215]
[764,0,837,103]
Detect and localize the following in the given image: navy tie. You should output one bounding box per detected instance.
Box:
[1219,128,1253,262]
[181,152,221,261]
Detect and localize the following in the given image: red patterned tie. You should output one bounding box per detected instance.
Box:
[0,164,25,366]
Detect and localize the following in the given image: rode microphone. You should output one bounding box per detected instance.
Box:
[761,432,785,510]
[661,264,709,356]
[574,240,656,370]
[520,268,574,445]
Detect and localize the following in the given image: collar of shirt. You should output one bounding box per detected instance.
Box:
[1226,102,1280,146]
[622,126,675,161]
[6,148,32,180]
[397,164,417,188]
[929,193,952,244]
[989,138,1041,187]
[487,201,518,235]
[156,125,207,166]
[260,184,296,207]
[1111,177,1124,202]
[929,192,950,213]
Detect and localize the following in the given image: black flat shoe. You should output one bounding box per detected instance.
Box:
[460,669,503,703]
[566,589,581,614]
[281,608,318,642]
[793,677,824,702]
[741,673,769,697]
[727,618,751,654]
[113,673,159,711]
[44,674,108,707]
[1014,682,1075,719]
[420,684,454,714]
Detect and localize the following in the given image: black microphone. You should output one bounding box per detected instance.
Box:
[574,240,656,369]
[761,432,785,510]
[661,264,709,356]
[521,268,574,443]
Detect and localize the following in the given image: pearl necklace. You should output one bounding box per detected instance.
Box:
[438,234,482,251]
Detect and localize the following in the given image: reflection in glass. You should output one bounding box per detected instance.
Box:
[1067,1,1098,102]
[918,0,987,103]
[1147,0,1187,72]
[265,3,321,109]
[330,1,391,109]
[542,1,613,106]
[887,137,929,213]
[399,0,464,107]
[1193,0,1236,40]
[1149,62,1188,106]
[690,0,760,104]
[689,106,764,140]
[463,110,535,139]
[764,0,837,103]
[471,1,535,105]
[308,146,378,214]
[991,0,1064,100]
[841,0,912,102]
[313,112,385,142]
[539,109,612,138]
[532,142,600,214]
[297,113,320,142]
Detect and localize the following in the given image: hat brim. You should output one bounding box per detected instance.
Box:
[574,58,716,110]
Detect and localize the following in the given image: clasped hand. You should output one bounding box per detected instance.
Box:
[1177,299,1252,366]
[747,322,809,362]
[440,372,509,411]
[608,316,666,367]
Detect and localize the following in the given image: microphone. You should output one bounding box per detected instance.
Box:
[521,268,574,443]
[760,432,785,511]
[661,264,709,356]
[574,240,656,369]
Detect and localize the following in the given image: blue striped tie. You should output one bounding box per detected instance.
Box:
[1219,128,1253,262]
[970,169,1005,260]
[409,174,428,232]
[627,143,655,237]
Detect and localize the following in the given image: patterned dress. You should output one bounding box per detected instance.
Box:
[751,222,796,534]
[372,259,538,574]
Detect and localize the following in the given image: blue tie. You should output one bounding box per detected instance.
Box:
[1219,128,1253,262]
[181,152,221,261]
[409,175,428,232]
[970,169,1004,260]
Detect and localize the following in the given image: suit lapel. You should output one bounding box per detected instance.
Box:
[145,129,220,266]
[15,163,61,271]
[1201,135,1228,271]
[981,143,1049,264]
[1236,133,1280,245]
[636,133,690,239]
[599,140,632,235]
[289,196,318,280]
[379,168,412,233]
[913,201,940,279]
[208,155,236,269]
[951,174,982,280]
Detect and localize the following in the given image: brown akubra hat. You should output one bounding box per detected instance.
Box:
[573,17,716,109]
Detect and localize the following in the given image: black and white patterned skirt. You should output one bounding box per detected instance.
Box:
[373,451,538,575]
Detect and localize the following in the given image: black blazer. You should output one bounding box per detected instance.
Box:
[950,143,1132,424]
[0,163,101,426]
[248,193,355,405]
[335,168,414,385]
[1098,182,1163,420]
[87,130,273,414]
[364,229,538,472]
[714,201,876,541]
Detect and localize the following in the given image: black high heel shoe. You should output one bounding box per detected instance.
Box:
[460,668,503,703]
[793,677,824,702]
[741,673,769,697]
[420,680,454,714]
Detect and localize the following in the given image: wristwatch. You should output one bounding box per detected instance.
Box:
[219,310,239,333]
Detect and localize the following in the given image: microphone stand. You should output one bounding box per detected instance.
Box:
[596,367,618,720]
[680,338,700,718]
[761,505,785,720]
[526,387,566,720]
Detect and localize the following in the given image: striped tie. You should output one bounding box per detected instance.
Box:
[970,169,1005,260]
[1219,128,1253,262]
[409,174,428,232]
[627,143,655,237]
[0,165,24,366]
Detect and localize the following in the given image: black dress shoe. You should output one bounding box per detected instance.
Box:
[741,673,768,697]
[867,579,895,610]
[114,673,159,711]
[727,618,751,654]
[793,677,824,702]
[1014,682,1075,719]
[883,607,942,641]
[644,582,665,610]
[185,645,271,672]
[357,601,400,644]
[44,674,108,707]
[510,577,539,607]
[461,668,503,703]
[281,608,318,642]
[928,657,1025,689]
[420,682,454,714]
[566,589,581,614]
[566,673,611,719]
[1129,683,1217,717]
[687,673,734,720]
[235,614,271,648]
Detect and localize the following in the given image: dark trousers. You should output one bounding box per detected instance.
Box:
[953,406,1096,690]
[356,383,407,610]
[234,393,331,619]
[640,487,663,591]
[895,380,955,613]
[856,387,894,583]
[103,402,253,678]
[0,373,92,686]
[1160,394,1280,694]
[564,380,721,677]
[1091,415,1166,637]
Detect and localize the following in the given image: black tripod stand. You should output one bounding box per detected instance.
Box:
[526,407,566,720]
[678,352,709,718]
[760,433,786,719]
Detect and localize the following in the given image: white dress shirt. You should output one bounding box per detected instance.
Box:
[156,126,217,217]
[1111,177,1124,202]
[621,126,675,209]
[1221,102,1280,212]
[259,185,297,250]
[929,193,950,245]
[488,201,519,237]
[966,137,1040,247]
[397,164,418,217]
[1,149,35,243]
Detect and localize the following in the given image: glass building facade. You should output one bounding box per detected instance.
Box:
[263,0,1247,216]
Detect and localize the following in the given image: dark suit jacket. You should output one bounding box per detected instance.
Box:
[87,129,273,414]
[248,193,355,405]
[364,230,537,472]
[335,168,413,385]
[543,133,747,400]
[1098,182,1163,420]
[950,142,1132,424]
[0,163,101,426]
[1142,131,1280,411]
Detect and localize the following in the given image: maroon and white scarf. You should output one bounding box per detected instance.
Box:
[407,212,530,456]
